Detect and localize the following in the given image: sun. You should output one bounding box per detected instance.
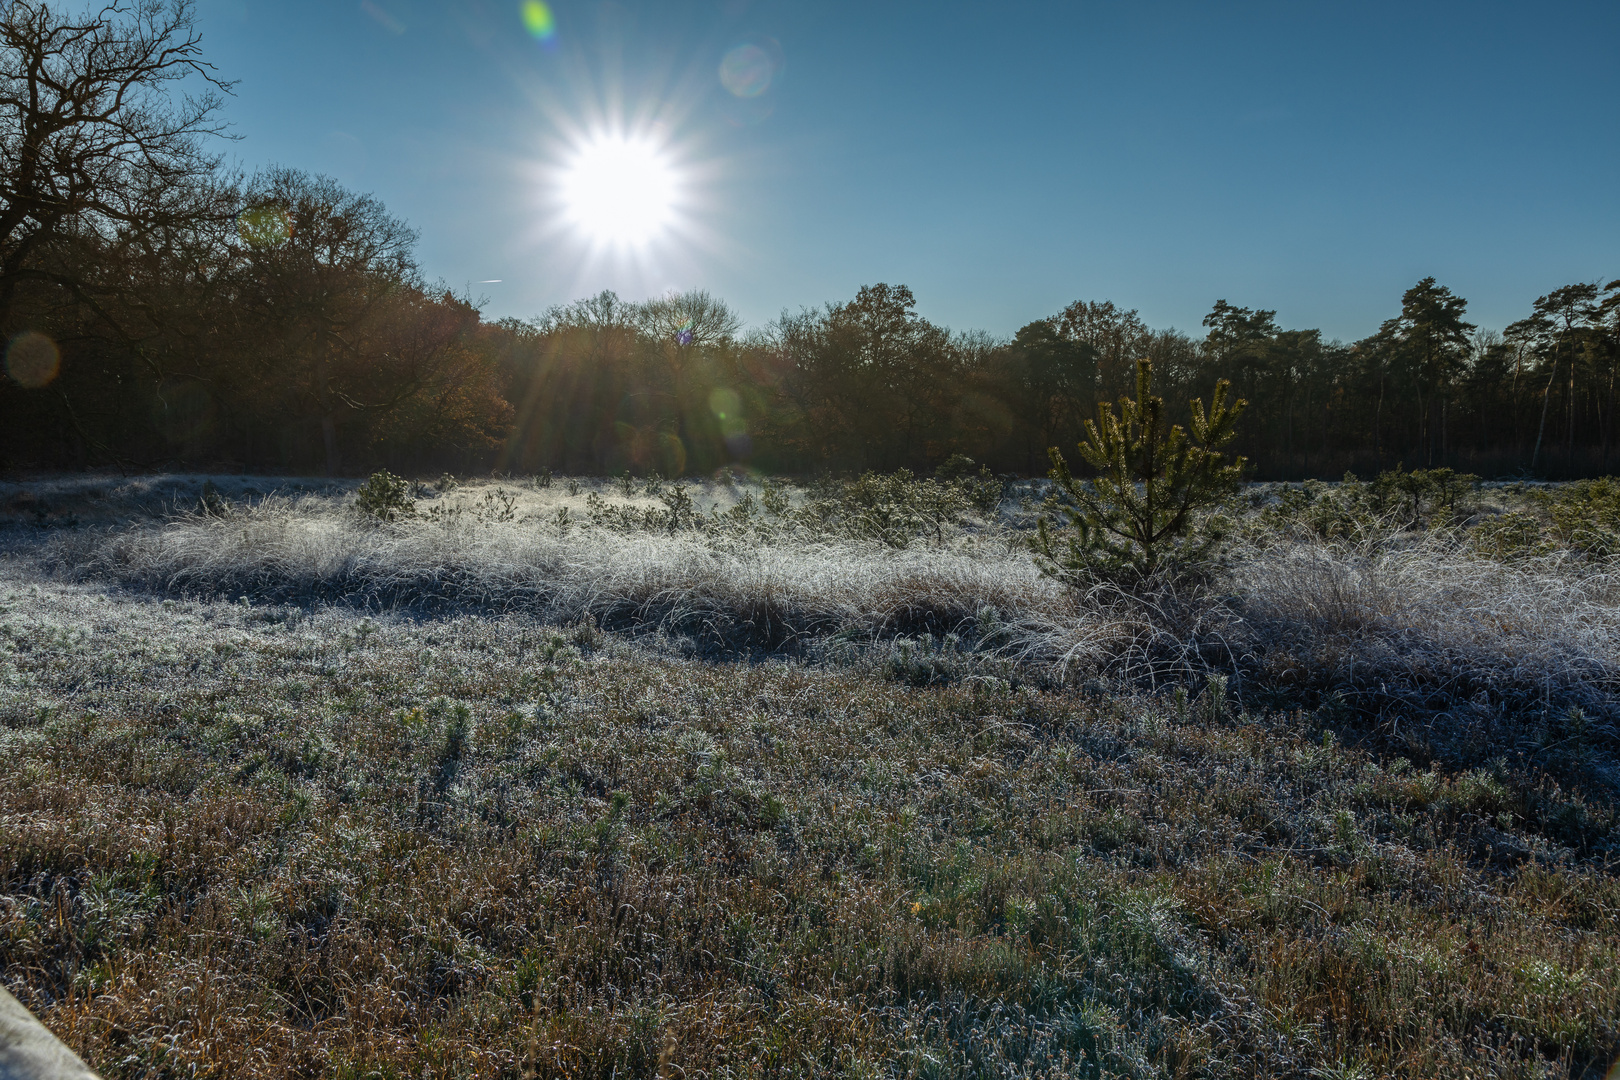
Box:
[558,133,679,247]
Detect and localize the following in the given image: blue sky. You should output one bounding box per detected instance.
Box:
[195,0,1618,340]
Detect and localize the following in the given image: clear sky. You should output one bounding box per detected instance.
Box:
[194,0,1619,341]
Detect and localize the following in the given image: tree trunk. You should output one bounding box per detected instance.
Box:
[1567,358,1576,474]
[1445,396,1458,466]
[1531,367,1557,475]
[1302,384,1312,476]
[1604,364,1615,470]
[1322,391,1330,471]
[1424,391,1434,467]
[1374,376,1385,470]
[1286,388,1295,476]
[321,415,341,476]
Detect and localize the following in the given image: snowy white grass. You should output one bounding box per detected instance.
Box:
[1226,535,1620,796]
[15,476,1128,666]
[8,473,1620,785]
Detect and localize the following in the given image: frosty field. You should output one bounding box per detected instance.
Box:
[1,472,1616,1079]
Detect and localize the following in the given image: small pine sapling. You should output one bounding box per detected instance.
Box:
[354,470,417,522]
[1034,358,1246,586]
[659,482,697,532]
[761,478,792,517]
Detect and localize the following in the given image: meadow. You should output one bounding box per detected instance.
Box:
[1,470,1616,1079]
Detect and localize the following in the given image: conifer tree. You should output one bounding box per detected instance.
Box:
[1034,358,1246,586]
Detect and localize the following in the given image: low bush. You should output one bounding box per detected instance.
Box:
[1470,477,1620,559]
[352,470,416,521]
[1260,466,1482,541]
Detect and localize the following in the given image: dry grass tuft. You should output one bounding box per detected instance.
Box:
[1226,534,1620,786]
[42,492,1095,649]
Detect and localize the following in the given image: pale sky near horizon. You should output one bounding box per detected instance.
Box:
[195,0,1618,340]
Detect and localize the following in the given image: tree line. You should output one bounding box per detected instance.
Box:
[4,1,1618,480]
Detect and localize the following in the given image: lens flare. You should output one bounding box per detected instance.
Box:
[721,94,774,127]
[708,388,749,456]
[719,43,774,98]
[708,387,740,418]
[520,0,555,41]
[659,431,687,475]
[558,133,679,247]
[5,331,60,389]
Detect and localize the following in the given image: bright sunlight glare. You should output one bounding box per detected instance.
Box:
[558,134,679,247]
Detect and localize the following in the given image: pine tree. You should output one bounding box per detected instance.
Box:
[1034,358,1246,586]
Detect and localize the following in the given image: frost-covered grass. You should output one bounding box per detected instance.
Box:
[25,473,1620,789]
[2,473,1619,1077]
[0,577,1616,1078]
[57,499,1078,646]
[1232,535,1620,764]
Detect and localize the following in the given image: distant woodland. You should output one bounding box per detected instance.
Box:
[4,2,1619,480]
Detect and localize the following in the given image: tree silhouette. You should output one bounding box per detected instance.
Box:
[1376,278,1474,466]
[1509,283,1601,474]
[222,168,423,474]
[0,0,231,330]
[1002,319,1094,473]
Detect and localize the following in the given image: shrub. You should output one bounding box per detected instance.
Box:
[1469,510,1552,559]
[1468,478,1620,560]
[960,466,1005,516]
[937,455,1004,516]
[1258,476,1383,541]
[198,481,229,518]
[353,471,416,522]
[1545,477,1620,556]
[761,478,792,517]
[808,471,920,548]
[1262,467,1480,542]
[1371,465,1479,526]
[935,452,979,481]
[475,488,517,523]
[658,482,697,533]
[820,470,977,548]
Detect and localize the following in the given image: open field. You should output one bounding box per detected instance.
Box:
[2,472,1618,1078]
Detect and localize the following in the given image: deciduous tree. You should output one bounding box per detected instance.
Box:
[0,0,230,330]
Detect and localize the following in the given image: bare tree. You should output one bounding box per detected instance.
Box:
[0,0,231,328]
[634,289,740,393]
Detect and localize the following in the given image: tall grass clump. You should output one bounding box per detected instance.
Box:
[15,468,1620,792]
[40,480,1113,661]
[1226,529,1620,784]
